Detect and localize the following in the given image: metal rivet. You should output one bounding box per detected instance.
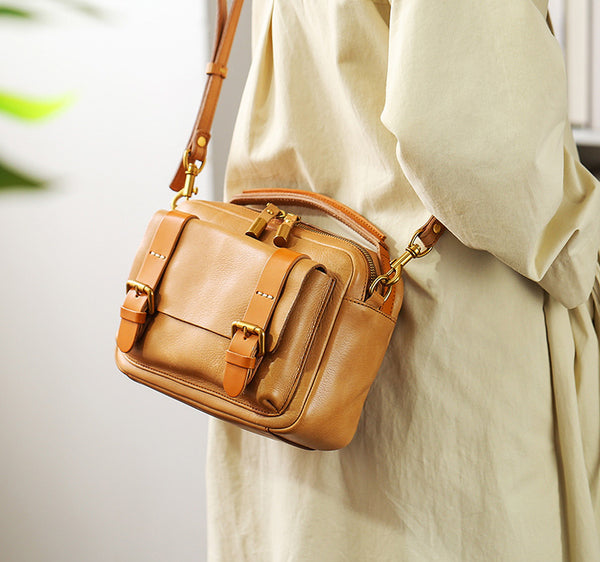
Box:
[197,136,207,148]
[433,223,441,234]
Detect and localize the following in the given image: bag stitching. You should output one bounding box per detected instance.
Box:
[123,354,276,415]
[274,276,336,410]
[123,276,335,417]
[344,297,396,322]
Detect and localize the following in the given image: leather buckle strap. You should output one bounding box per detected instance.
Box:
[170,0,245,194]
[223,248,308,397]
[116,210,195,353]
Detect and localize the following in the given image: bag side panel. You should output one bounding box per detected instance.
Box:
[270,294,398,450]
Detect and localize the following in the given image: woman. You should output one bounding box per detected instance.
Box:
[206,1,600,560]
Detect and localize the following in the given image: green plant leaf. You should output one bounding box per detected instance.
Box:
[48,0,104,19]
[0,158,45,190]
[0,7,34,18]
[0,91,75,121]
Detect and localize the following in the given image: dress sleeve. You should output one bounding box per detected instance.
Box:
[381,0,600,308]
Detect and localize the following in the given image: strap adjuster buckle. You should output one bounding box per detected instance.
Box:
[231,321,266,357]
[126,280,155,314]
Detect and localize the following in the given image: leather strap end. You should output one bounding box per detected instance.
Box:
[223,332,261,397]
[223,365,252,397]
[169,137,209,191]
[190,130,211,159]
[116,319,141,353]
[116,290,149,352]
[170,164,186,192]
[419,217,445,248]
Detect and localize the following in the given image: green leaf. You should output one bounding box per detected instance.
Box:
[0,159,45,190]
[0,2,105,20]
[0,91,75,121]
[0,7,34,18]
[48,0,104,19]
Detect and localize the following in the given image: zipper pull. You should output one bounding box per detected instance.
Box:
[273,213,300,247]
[246,203,281,239]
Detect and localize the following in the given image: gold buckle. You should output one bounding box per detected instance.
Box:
[231,321,266,356]
[126,280,155,314]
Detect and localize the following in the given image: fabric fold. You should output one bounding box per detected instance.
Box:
[380,0,600,308]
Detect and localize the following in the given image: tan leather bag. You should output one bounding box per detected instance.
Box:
[114,0,444,450]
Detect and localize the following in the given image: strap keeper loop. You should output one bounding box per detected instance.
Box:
[206,62,228,78]
[120,306,147,325]
[225,350,257,370]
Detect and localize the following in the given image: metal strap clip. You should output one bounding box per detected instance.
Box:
[368,228,434,302]
[171,149,206,209]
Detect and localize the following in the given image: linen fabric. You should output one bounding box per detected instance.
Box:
[206,1,600,560]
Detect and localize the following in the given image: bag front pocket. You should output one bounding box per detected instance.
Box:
[128,216,335,414]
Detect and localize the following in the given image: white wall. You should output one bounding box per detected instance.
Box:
[0,2,250,560]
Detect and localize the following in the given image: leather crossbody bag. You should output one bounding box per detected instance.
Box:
[115,0,444,450]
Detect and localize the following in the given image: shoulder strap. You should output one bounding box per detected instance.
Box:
[170,1,556,191]
[170,0,246,192]
[169,2,556,233]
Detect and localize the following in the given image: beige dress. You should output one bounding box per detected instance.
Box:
[207,1,600,560]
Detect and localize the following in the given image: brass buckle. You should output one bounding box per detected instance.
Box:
[231,321,266,356]
[126,280,155,314]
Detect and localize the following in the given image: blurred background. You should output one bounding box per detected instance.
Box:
[0,1,250,560]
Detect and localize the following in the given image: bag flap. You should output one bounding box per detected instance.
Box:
[155,217,329,352]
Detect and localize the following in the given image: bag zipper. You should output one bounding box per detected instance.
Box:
[244,205,380,291]
[294,222,378,285]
